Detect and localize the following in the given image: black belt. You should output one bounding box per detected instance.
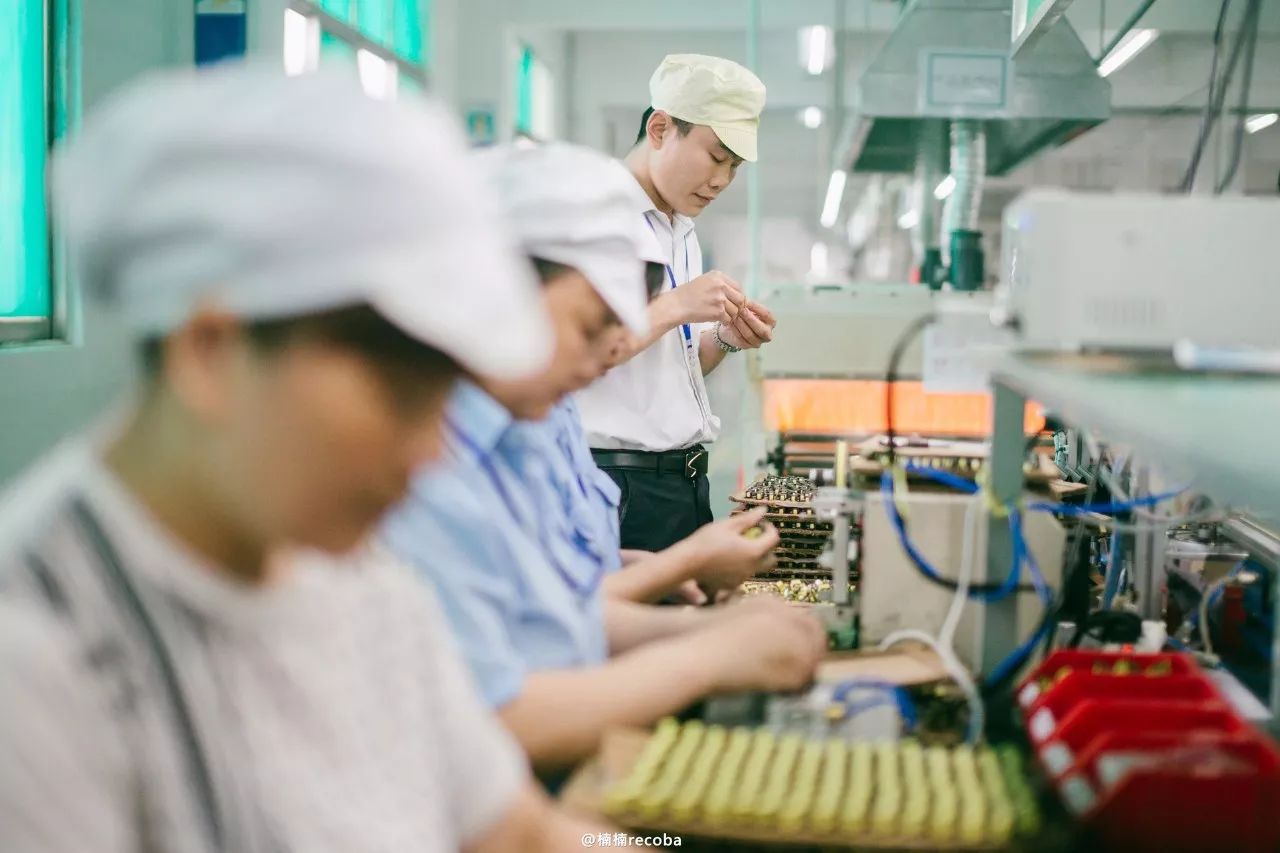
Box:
[592,446,708,479]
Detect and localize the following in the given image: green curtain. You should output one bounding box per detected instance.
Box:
[0,0,50,317]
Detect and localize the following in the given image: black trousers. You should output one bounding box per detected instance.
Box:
[601,466,714,553]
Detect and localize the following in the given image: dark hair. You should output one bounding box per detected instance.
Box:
[635,107,694,145]
[138,304,458,392]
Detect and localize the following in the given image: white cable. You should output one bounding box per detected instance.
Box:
[939,494,981,651]
[880,629,984,744]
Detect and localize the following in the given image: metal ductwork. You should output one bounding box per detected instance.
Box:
[841,0,1110,177]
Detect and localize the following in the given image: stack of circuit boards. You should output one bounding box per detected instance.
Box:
[732,474,840,578]
[604,719,1041,849]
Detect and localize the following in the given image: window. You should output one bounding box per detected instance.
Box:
[514,44,554,140]
[287,0,427,94]
[1,0,65,345]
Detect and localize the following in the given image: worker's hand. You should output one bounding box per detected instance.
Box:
[666,270,746,325]
[717,300,776,350]
[697,598,827,694]
[683,507,779,594]
[672,578,709,606]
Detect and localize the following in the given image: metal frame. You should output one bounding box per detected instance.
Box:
[987,364,1280,721]
[4,0,74,348]
[981,382,1026,672]
[286,0,429,87]
[0,316,53,344]
[1010,0,1077,59]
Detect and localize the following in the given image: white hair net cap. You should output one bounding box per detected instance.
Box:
[475,143,664,336]
[51,62,551,379]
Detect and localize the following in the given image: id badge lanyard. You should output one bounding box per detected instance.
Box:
[644,215,694,352]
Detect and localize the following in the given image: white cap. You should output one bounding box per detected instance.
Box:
[51,63,551,379]
[477,143,664,336]
[649,54,766,162]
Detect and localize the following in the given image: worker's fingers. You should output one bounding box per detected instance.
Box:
[731,315,764,348]
[740,308,774,342]
[751,522,780,555]
[715,271,745,293]
[728,506,768,530]
[674,579,709,605]
[745,300,776,327]
[722,284,747,309]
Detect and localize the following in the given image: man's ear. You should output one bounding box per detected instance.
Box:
[162,307,250,425]
[646,110,672,150]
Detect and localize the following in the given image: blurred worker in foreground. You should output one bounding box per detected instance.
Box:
[0,65,602,852]
[380,143,826,782]
[576,54,778,553]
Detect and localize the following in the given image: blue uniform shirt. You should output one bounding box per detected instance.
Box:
[380,382,609,708]
[539,397,623,572]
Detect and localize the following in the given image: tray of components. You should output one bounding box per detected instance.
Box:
[601,719,1041,850]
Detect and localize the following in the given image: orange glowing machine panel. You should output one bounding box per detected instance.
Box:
[764,379,1044,437]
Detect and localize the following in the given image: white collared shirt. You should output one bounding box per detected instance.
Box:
[575,196,721,452]
[0,435,527,853]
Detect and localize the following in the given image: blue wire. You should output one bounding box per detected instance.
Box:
[903,464,980,494]
[884,460,1185,690]
[828,678,918,730]
[880,471,1022,603]
[1027,487,1186,516]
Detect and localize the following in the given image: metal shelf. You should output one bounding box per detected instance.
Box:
[994,355,1280,522]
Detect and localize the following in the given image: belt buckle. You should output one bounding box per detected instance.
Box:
[684,449,704,479]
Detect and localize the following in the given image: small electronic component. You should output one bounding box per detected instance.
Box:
[605,720,1041,848]
[744,474,817,503]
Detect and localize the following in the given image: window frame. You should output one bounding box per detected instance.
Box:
[1,0,75,348]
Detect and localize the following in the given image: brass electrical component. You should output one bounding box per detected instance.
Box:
[603,722,1042,848]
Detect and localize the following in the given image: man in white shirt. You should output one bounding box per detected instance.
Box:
[0,64,599,852]
[576,54,778,553]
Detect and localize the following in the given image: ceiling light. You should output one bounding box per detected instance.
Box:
[809,242,830,277]
[798,106,824,129]
[898,210,920,230]
[820,170,847,228]
[934,175,956,201]
[1098,28,1158,78]
[799,25,832,76]
[1246,113,1278,134]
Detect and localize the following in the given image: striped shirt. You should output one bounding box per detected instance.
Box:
[0,435,526,853]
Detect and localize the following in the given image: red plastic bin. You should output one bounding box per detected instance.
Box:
[1034,699,1244,779]
[1018,649,1201,711]
[1062,729,1280,852]
[1023,672,1223,746]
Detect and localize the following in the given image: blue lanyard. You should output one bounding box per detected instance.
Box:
[448,418,605,599]
[644,214,693,348]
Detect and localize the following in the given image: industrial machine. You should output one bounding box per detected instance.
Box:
[860,490,1065,673]
[997,191,1280,355]
[838,0,1109,289]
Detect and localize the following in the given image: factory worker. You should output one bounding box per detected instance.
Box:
[380,143,825,780]
[0,65,603,852]
[539,223,780,607]
[576,54,778,554]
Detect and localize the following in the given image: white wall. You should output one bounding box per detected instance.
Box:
[0,1,193,485]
